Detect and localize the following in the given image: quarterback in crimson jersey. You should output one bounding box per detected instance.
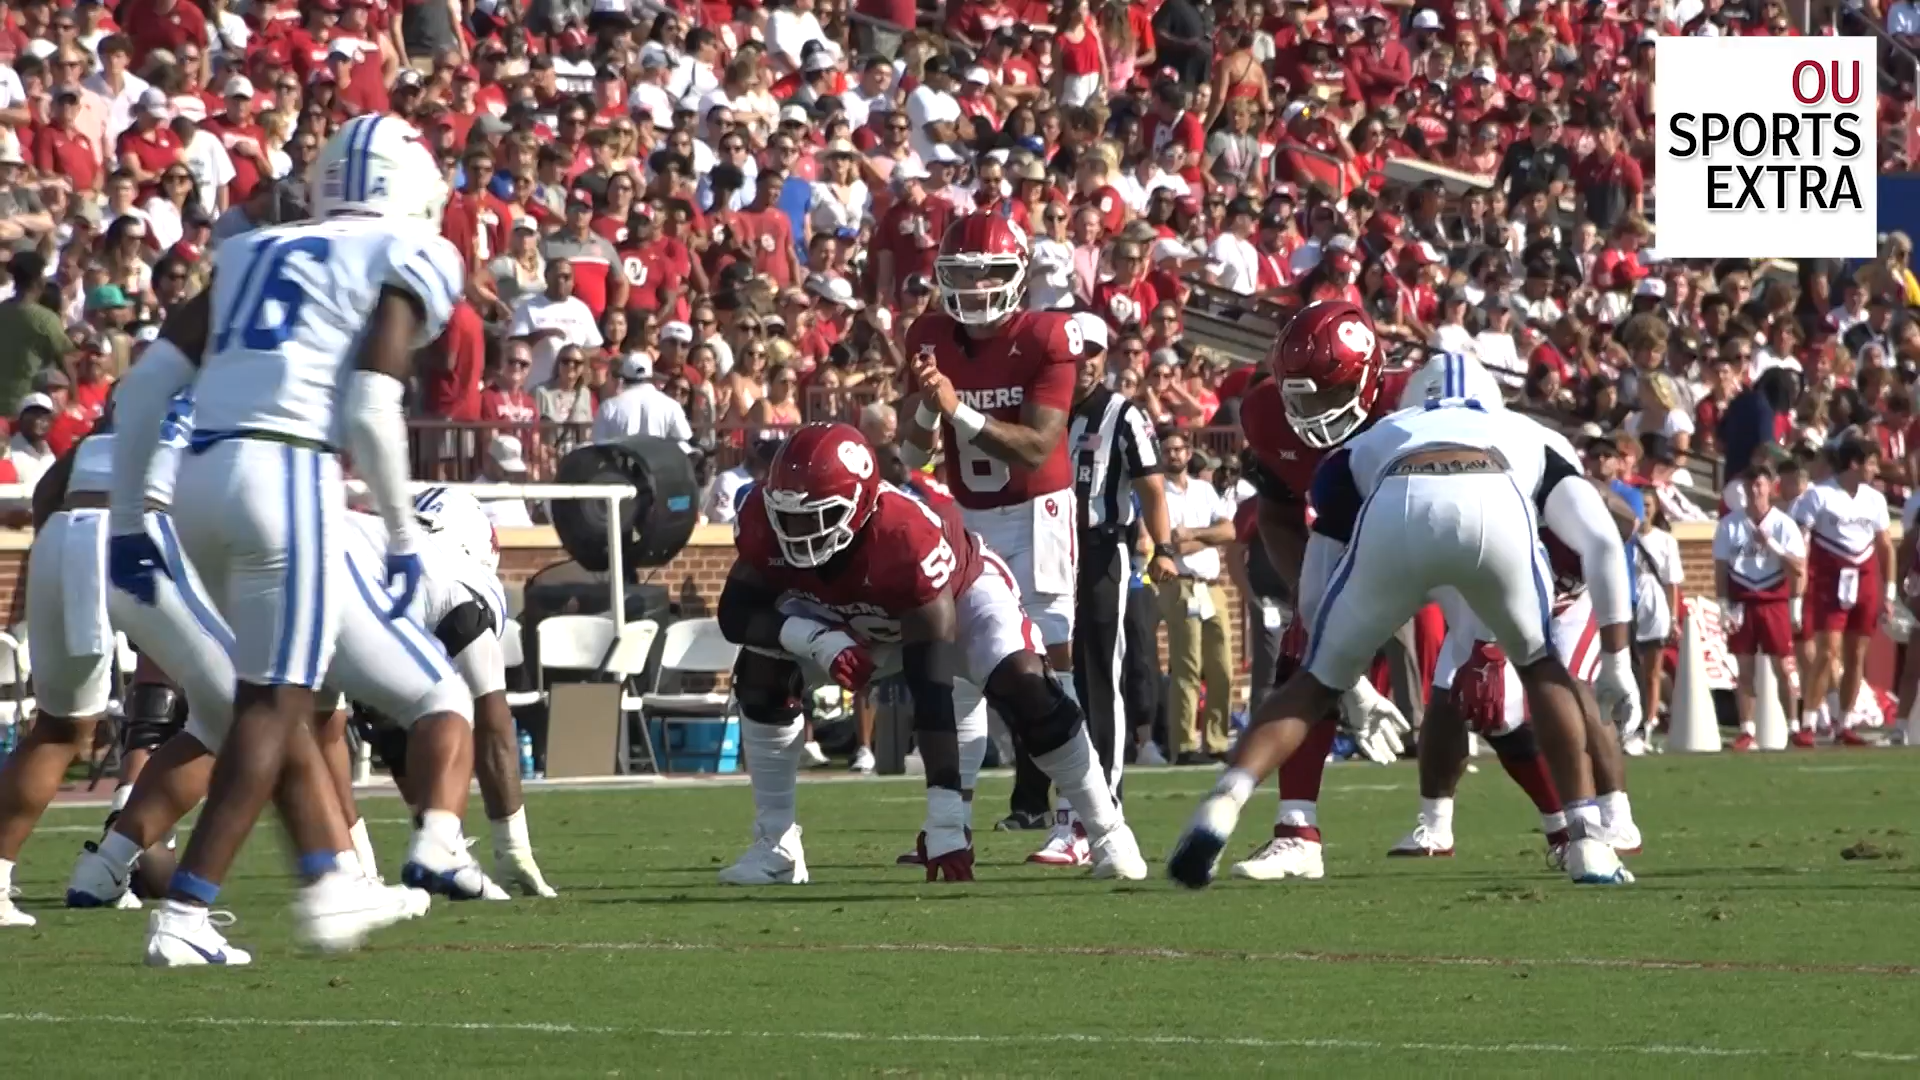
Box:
[902,208,1092,866]
[715,424,1145,885]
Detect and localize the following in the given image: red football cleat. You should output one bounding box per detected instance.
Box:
[1834,727,1871,747]
[924,846,975,882]
[1789,729,1818,749]
[1731,732,1757,752]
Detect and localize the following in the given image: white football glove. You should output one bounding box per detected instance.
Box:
[777,617,876,691]
[1595,648,1643,739]
[1340,679,1408,765]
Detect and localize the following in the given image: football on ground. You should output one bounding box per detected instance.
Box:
[3,754,1918,1075]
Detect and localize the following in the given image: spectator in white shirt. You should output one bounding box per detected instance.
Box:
[593,348,694,448]
[1157,427,1236,764]
[766,0,830,74]
[1206,197,1261,296]
[1473,301,1525,389]
[703,435,782,525]
[508,258,604,387]
[904,56,962,163]
[477,435,537,528]
[1026,191,1075,311]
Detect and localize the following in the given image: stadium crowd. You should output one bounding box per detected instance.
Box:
[0,0,1916,756]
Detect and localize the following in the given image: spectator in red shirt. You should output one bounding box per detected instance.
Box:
[871,162,950,303]
[731,169,805,290]
[36,89,100,195]
[443,144,513,270]
[1072,150,1128,235]
[478,342,540,474]
[421,301,487,479]
[123,0,209,68]
[116,89,183,195]
[1140,82,1204,183]
[202,77,272,203]
[1574,118,1644,233]
[1347,9,1411,110]
[1094,239,1160,334]
[286,0,340,84]
[37,365,93,458]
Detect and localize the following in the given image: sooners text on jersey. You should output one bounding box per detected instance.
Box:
[906,309,1080,511]
[736,484,985,644]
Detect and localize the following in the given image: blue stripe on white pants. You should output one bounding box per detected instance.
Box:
[302,449,328,685]
[270,444,302,684]
[1503,473,1556,661]
[1303,487,1383,673]
[154,512,237,654]
[345,553,449,681]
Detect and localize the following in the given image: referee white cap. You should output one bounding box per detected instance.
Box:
[1070,311,1108,354]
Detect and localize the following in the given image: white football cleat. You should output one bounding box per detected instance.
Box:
[801,741,831,768]
[0,896,36,928]
[293,873,431,953]
[1135,741,1168,767]
[717,824,809,885]
[1166,796,1242,889]
[1026,817,1091,867]
[1386,823,1455,857]
[494,850,559,898]
[849,747,876,775]
[1602,818,1644,856]
[67,843,133,908]
[144,902,251,966]
[1089,826,1149,881]
[1229,836,1326,880]
[401,834,509,901]
[1566,838,1635,885]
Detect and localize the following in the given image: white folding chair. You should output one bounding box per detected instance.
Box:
[640,618,740,774]
[527,615,662,775]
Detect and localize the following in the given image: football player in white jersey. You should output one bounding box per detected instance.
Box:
[1168,396,1642,889]
[336,490,557,898]
[104,114,475,965]
[68,496,555,907]
[0,394,241,930]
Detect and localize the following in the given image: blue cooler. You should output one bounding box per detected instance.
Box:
[644,716,742,773]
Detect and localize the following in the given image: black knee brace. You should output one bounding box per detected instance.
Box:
[122,684,185,753]
[735,680,804,727]
[993,679,1084,758]
[1487,724,1540,763]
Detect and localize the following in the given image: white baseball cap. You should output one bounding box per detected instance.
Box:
[489,434,529,473]
[658,320,694,344]
[619,351,655,380]
[17,393,55,416]
[224,75,256,99]
[1070,311,1109,353]
[138,87,170,116]
[1412,8,1443,28]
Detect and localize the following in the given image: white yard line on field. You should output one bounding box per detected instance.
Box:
[0,1011,1909,1063]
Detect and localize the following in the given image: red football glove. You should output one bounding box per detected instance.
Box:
[1451,641,1510,738]
[780,618,877,692]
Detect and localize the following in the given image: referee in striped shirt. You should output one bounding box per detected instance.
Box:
[1005,314,1178,828]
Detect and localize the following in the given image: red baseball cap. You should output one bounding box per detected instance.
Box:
[453,63,479,81]
[558,26,590,49]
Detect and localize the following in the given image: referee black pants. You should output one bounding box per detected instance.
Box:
[1010,533,1129,815]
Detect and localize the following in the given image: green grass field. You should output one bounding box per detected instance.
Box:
[4,752,1920,1077]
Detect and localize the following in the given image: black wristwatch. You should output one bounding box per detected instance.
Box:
[1153,542,1174,563]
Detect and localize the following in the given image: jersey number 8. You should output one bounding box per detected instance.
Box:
[213,235,334,354]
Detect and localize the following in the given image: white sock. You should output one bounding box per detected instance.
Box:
[1565,798,1604,840]
[1798,711,1818,732]
[1277,799,1317,829]
[923,787,968,854]
[742,717,804,838]
[99,829,143,871]
[110,785,133,814]
[420,809,465,847]
[1210,767,1258,808]
[1541,811,1568,837]
[955,685,988,791]
[490,806,532,858]
[1739,719,1756,735]
[349,818,379,876]
[334,850,362,879]
[1418,796,1454,832]
[0,857,13,893]
[1033,728,1121,842]
[1597,790,1633,827]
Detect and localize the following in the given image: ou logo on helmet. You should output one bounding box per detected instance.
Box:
[839,440,875,479]
[1336,319,1375,357]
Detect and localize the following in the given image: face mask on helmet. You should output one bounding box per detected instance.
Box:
[936,253,1026,325]
[765,485,862,568]
[1280,372,1373,449]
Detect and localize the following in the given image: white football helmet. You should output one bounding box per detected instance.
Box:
[311,114,449,228]
[414,487,500,575]
[1399,349,1507,412]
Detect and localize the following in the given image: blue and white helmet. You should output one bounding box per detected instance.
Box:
[312,114,449,229]
[1399,349,1507,412]
[414,487,500,575]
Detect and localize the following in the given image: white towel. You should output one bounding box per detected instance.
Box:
[62,509,113,659]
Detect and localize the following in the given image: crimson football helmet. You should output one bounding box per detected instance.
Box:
[763,423,884,568]
[935,210,1030,326]
[1270,299,1385,449]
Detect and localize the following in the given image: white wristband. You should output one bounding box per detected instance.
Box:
[915,401,940,430]
[950,403,987,442]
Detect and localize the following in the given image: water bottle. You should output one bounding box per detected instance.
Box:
[518,728,536,780]
[0,721,14,759]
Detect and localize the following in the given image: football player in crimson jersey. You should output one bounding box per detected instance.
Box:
[715,424,1146,884]
[902,210,1098,866]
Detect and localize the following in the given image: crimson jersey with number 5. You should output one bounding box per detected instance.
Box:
[734,484,985,644]
[905,309,1081,510]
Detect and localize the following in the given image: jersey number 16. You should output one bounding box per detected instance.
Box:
[213,235,334,354]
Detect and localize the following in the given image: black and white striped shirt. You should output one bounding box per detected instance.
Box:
[1070,387,1162,535]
